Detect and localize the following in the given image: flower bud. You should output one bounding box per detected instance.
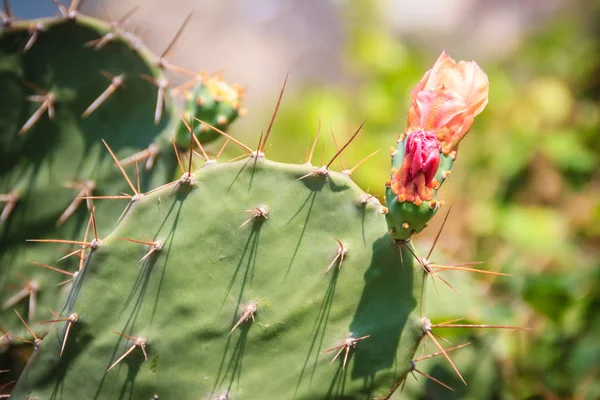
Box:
[390,130,441,205]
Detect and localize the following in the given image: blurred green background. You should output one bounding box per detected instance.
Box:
[14,0,600,398]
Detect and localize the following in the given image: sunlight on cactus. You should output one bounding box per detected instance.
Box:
[0,2,529,399]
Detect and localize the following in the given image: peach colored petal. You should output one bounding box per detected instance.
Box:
[411,52,489,118]
[404,51,489,153]
[414,89,467,132]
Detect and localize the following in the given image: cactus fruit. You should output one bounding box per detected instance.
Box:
[6,46,524,399]
[174,74,245,147]
[0,2,242,347]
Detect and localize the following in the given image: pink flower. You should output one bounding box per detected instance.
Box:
[390,130,441,205]
[407,52,489,154]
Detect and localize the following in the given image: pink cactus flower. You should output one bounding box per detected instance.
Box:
[406,51,489,154]
[391,130,441,205]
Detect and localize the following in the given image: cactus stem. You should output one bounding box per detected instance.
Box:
[107,332,148,372]
[102,139,139,196]
[323,335,370,369]
[24,23,44,52]
[0,190,19,223]
[325,238,347,274]
[325,118,367,170]
[259,73,289,153]
[229,303,258,335]
[19,91,56,135]
[26,260,75,277]
[82,73,124,118]
[194,118,253,155]
[240,207,268,228]
[13,309,40,347]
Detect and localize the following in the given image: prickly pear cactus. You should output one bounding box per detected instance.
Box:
[8,48,517,399]
[0,2,243,346]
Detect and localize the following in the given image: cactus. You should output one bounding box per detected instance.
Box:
[6,48,523,399]
[0,1,243,349]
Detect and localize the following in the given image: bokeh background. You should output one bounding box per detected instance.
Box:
[13,0,600,398]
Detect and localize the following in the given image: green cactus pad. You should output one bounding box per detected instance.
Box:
[11,159,427,399]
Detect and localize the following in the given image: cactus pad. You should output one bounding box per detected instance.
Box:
[10,159,426,399]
